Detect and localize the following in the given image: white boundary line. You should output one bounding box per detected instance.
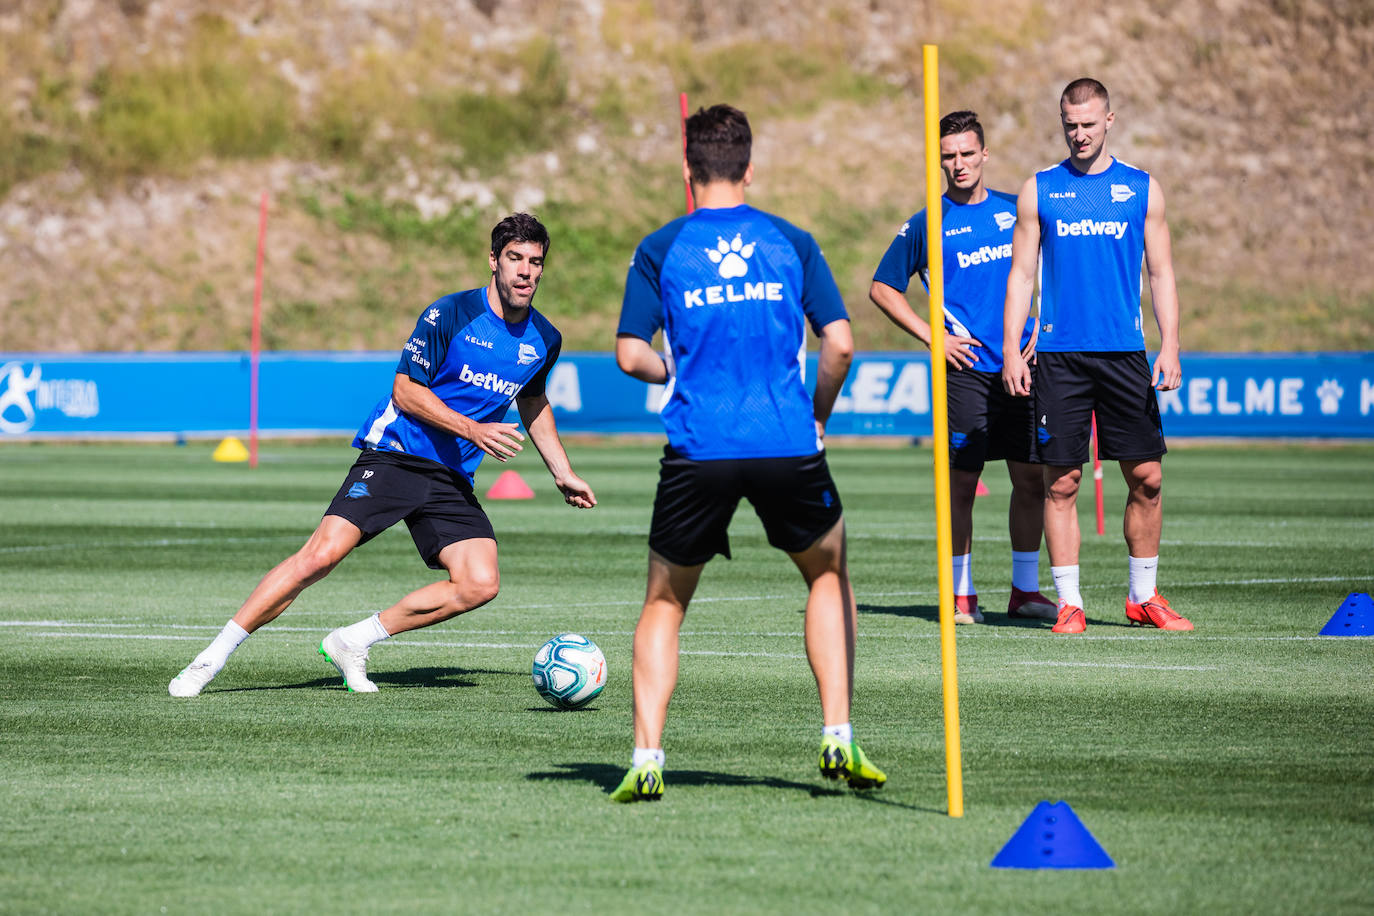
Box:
[1009,660,1219,671]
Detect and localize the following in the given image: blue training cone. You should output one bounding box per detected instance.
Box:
[1320,592,1374,636]
[991,801,1115,870]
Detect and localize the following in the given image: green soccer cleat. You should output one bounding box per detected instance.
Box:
[818,736,887,791]
[610,761,664,803]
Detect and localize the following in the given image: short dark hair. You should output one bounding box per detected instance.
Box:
[939,110,985,148]
[490,212,549,258]
[685,104,752,185]
[1061,77,1110,110]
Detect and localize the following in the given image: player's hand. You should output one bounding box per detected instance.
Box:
[555,472,597,508]
[469,421,525,461]
[1152,348,1182,391]
[1002,352,1032,397]
[943,335,982,371]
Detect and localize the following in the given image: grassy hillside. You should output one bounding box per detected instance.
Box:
[1,0,1371,352]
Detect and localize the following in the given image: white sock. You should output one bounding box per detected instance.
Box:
[336,613,390,650]
[1051,564,1083,609]
[952,553,974,597]
[632,747,665,768]
[822,722,853,743]
[1011,550,1040,592]
[194,620,250,669]
[1129,556,1159,604]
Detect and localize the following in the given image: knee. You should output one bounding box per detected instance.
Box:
[459,567,500,609]
[293,542,346,582]
[1129,467,1163,504]
[1046,472,1081,504]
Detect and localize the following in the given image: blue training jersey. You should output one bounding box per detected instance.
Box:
[352,287,562,486]
[872,190,1033,373]
[618,204,848,461]
[1035,158,1151,352]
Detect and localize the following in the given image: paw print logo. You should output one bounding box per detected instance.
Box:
[706,234,755,279]
[1316,379,1344,415]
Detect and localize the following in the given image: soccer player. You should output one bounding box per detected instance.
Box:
[869,109,1058,626]
[1001,78,1190,634]
[168,213,597,696]
[609,104,886,802]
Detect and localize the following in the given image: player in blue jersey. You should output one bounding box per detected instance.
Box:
[1001,78,1190,635]
[169,213,596,697]
[609,104,885,802]
[870,110,1058,626]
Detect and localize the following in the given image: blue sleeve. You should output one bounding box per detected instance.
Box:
[395,296,456,386]
[766,215,847,333]
[618,218,687,342]
[520,317,563,399]
[872,212,927,294]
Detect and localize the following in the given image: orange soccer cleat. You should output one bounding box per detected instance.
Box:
[1051,603,1087,634]
[1125,591,1193,631]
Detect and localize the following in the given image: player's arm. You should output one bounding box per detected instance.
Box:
[1001,176,1040,396]
[391,373,525,461]
[868,281,981,370]
[813,318,854,438]
[1143,175,1182,391]
[515,392,596,508]
[615,333,668,384]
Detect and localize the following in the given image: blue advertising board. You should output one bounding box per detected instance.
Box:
[2,351,1372,440]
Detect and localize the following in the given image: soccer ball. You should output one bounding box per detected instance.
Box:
[531,633,607,710]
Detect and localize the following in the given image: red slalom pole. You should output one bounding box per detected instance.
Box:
[1091,411,1105,535]
[249,191,268,469]
[679,92,695,214]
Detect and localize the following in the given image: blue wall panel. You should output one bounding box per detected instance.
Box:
[2,351,1372,440]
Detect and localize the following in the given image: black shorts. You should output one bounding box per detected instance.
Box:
[648,447,844,566]
[324,449,495,569]
[947,368,1037,472]
[1032,351,1166,466]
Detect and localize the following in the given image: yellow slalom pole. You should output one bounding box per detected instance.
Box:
[923,44,964,818]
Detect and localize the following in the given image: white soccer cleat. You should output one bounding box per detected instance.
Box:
[168,659,220,697]
[319,631,379,693]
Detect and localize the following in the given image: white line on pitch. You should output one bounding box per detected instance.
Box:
[1009,660,1219,671]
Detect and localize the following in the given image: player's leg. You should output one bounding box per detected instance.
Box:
[169,514,363,697]
[787,519,885,790]
[1096,353,1190,631]
[611,552,703,803]
[1032,352,1096,633]
[1004,459,1056,619]
[614,449,733,802]
[789,518,855,726]
[747,453,884,790]
[988,374,1056,619]
[1119,458,1188,629]
[949,469,983,622]
[321,471,501,692]
[947,369,992,623]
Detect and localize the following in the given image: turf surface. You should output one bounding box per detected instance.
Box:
[1,440,1371,914]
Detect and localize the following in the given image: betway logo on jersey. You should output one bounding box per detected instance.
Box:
[1056,218,1128,240]
[458,363,522,397]
[683,281,784,309]
[955,243,1013,269]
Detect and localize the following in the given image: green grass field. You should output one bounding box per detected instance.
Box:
[1,440,1371,914]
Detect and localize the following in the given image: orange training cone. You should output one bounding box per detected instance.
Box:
[485,470,535,500]
[975,478,990,496]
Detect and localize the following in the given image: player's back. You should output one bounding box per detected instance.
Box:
[619,204,847,461]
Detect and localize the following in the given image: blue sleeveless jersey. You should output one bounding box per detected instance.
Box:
[1035,158,1151,352]
[618,204,848,460]
[352,287,562,486]
[872,190,1033,373]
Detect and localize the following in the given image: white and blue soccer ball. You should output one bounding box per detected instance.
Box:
[531,633,607,710]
